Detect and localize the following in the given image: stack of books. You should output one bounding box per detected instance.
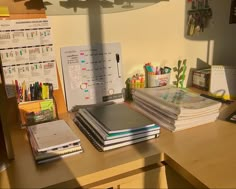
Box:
[132,86,222,132]
[73,103,160,151]
[27,120,83,164]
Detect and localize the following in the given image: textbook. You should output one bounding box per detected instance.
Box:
[80,103,156,134]
[134,101,219,132]
[74,117,158,151]
[133,86,222,116]
[27,120,81,152]
[133,95,220,122]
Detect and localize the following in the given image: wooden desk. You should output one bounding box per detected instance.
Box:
[1,112,236,188]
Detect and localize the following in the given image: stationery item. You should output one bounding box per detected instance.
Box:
[144,63,171,88]
[125,74,145,101]
[200,94,233,104]
[76,111,159,141]
[75,113,159,145]
[60,43,124,110]
[226,110,236,124]
[147,73,170,88]
[28,132,83,164]
[74,116,158,152]
[74,103,159,151]
[209,65,236,100]
[132,86,222,132]
[27,119,82,164]
[133,96,219,132]
[27,119,80,152]
[18,99,57,127]
[80,103,156,134]
[0,6,9,17]
[133,86,222,116]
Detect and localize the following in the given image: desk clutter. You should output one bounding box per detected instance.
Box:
[192,65,236,100]
[27,120,83,164]
[125,62,171,101]
[144,62,171,88]
[73,103,160,151]
[18,98,57,127]
[132,85,222,132]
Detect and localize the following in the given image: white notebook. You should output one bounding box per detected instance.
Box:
[210,65,236,100]
[27,120,80,152]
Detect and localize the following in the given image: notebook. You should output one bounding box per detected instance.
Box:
[210,65,236,100]
[27,120,80,152]
[82,103,156,134]
[74,117,158,152]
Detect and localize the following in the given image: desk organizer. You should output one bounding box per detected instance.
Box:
[18,99,57,127]
[147,73,170,88]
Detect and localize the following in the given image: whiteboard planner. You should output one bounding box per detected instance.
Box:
[61,43,124,110]
[210,65,236,100]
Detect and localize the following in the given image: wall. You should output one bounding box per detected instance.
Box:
[49,0,236,89]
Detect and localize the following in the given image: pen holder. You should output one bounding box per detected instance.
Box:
[18,99,58,128]
[147,73,170,88]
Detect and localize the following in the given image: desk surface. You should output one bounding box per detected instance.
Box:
[1,111,236,188]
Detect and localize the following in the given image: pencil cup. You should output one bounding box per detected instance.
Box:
[147,73,170,88]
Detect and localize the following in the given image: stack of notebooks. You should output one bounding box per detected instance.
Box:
[73,103,160,151]
[27,119,83,164]
[132,86,222,132]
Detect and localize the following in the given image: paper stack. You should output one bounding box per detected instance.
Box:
[73,103,160,151]
[133,86,222,132]
[27,120,83,164]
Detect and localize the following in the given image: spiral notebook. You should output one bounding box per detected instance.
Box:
[210,65,236,100]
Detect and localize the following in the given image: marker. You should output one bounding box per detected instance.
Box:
[30,84,35,101]
[116,53,121,78]
[49,83,53,99]
[164,66,171,74]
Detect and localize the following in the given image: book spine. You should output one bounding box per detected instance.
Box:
[73,118,103,152]
[37,150,83,164]
[76,111,107,140]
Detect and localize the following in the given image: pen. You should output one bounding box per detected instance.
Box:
[30,84,35,101]
[15,80,20,103]
[116,53,121,78]
[49,83,53,99]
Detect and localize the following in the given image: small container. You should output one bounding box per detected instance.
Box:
[192,69,210,91]
[147,73,170,88]
[18,99,57,128]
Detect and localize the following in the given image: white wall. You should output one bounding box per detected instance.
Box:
[49,0,236,89]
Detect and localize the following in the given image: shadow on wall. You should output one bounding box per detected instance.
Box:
[184,0,236,88]
[41,0,167,15]
[184,0,236,66]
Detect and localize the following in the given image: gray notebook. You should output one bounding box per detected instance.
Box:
[83,103,157,134]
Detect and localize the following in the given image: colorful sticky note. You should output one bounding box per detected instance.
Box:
[40,99,54,111]
[0,6,9,17]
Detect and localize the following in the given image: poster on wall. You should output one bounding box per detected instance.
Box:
[0,18,58,98]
